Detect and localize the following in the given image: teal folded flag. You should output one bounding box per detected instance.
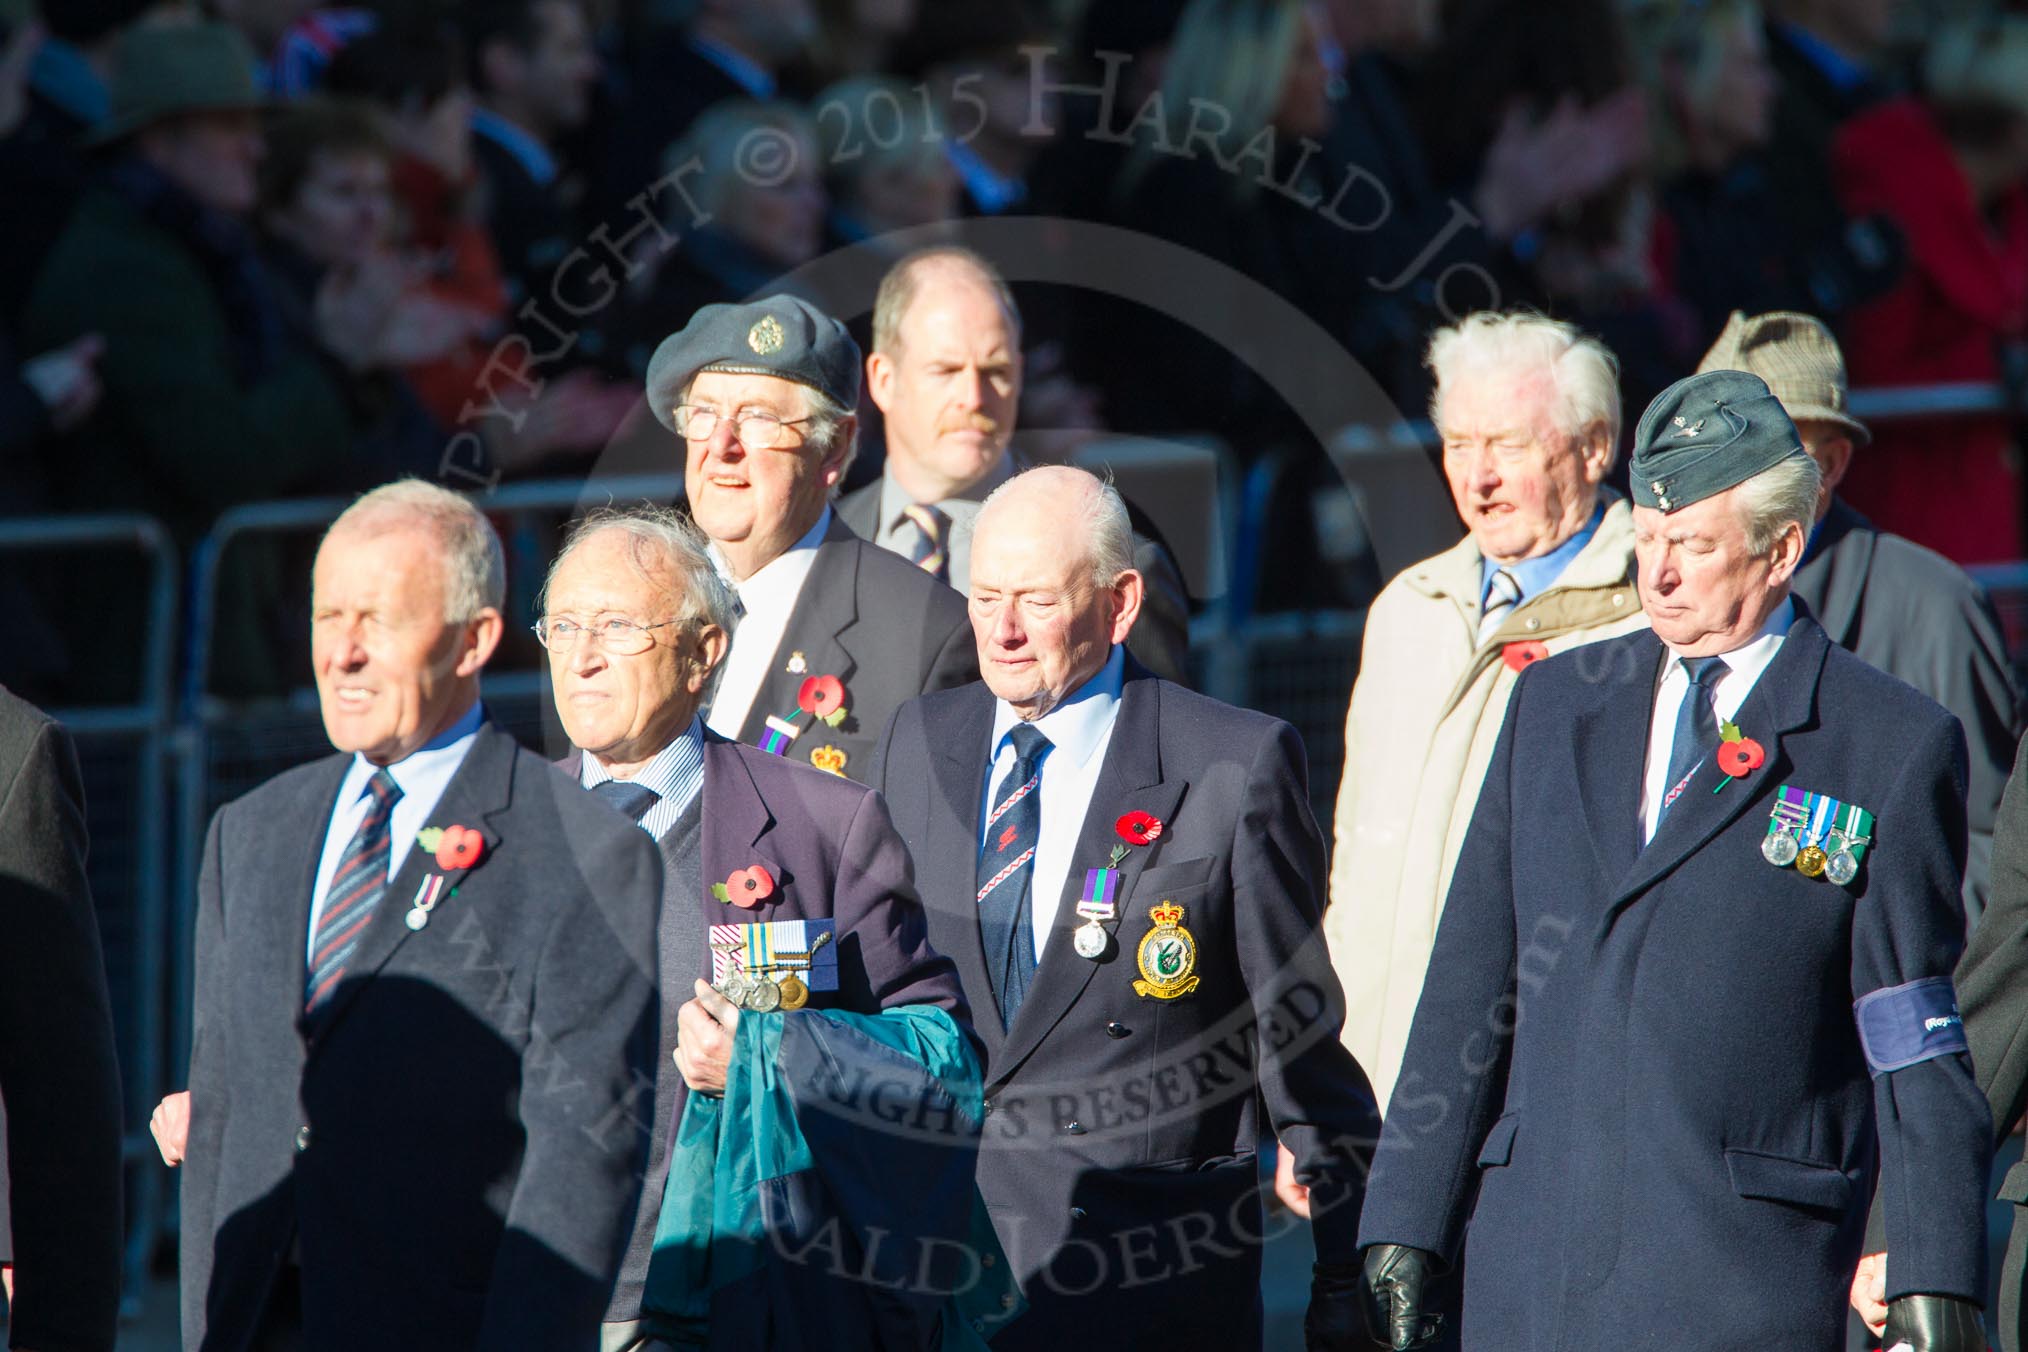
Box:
[644,1004,1022,1348]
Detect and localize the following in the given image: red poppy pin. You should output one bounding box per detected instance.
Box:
[416,825,486,871]
[797,675,849,727]
[711,864,777,909]
[1503,640,1550,673]
[1116,811,1164,847]
[1712,721,1766,792]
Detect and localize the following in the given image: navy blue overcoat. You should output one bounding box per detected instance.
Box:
[1358,612,1991,1350]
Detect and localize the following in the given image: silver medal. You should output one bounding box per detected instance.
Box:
[1826,849,1859,887]
[1762,828,1799,868]
[746,978,782,1013]
[1073,921,1108,960]
[405,906,430,931]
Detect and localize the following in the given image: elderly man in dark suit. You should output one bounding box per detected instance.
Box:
[0,689,124,1351]
[1358,371,1990,1352]
[1699,310,2021,925]
[836,246,1193,684]
[534,505,978,1348]
[645,293,977,785]
[869,465,1381,1351]
[173,479,662,1351]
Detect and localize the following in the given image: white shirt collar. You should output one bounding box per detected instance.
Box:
[1660,596,1796,688]
[715,506,830,599]
[989,644,1127,771]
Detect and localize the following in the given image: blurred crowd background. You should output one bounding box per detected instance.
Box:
[6,0,2028,709]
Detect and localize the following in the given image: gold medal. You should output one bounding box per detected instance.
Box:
[1796,845,1828,878]
[777,972,809,1010]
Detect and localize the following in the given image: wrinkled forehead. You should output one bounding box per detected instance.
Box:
[548,528,684,614]
[1436,364,1564,441]
[972,503,1092,591]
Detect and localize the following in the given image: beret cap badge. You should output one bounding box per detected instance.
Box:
[748,315,784,355]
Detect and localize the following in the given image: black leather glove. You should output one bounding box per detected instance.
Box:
[1304,1261,1368,1351]
[1882,1293,1985,1351]
[1361,1244,1443,1351]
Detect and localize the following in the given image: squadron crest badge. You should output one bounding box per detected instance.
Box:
[1132,902,1199,1000]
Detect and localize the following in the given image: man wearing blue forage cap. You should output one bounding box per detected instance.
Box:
[1356,369,1991,1351]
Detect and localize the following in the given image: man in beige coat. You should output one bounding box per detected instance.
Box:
[1320,311,1648,1120]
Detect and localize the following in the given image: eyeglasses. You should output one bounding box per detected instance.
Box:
[532,616,681,655]
[672,404,813,449]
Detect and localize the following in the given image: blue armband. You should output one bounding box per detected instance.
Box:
[1853,977,1968,1076]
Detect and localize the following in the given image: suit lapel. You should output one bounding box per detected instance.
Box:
[699,737,781,954]
[926,686,1003,1067]
[994,673,1180,1087]
[303,723,516,1045]
[1609,618,1830,913]
[1571,635,1663,888]
[735,520,866,761]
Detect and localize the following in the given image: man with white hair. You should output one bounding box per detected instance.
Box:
[532,507,978,1347]
[173,479,664,1350]
[1323,310,1646,1115]
[871,465,1381,1352]
[1358,372,1990,1351]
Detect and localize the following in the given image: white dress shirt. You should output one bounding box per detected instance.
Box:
[981,645,1127,957]
[706,508,831,739]
[579,715,706,840]
[1639,599,1795,843]
[307,701,485,967]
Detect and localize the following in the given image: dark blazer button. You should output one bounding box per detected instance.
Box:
[294,1125,312,1152]
[982,1099,995,1115]
[1105,1021,1130,1038]
[1063,1120,1086,1135]
[1069,1206,1087,1221]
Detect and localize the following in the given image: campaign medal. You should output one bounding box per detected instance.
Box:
[405,874,449,931]
[1824,800,1876,887]
[1762,785,1808,867]
[1794,789,1837,877]
[745,977,782,1012]
[1074,868,1120,960]
[777,972,809,1011]
[708,919,836,1011]
[1132,902,1200,1000]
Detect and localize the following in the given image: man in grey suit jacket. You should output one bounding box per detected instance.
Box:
[870,467,1380,1351]
[836,246,1192,684]
[0,688,123,1351]
[535,506,975,1347]
[176,481,662,1351]
[1700,310,2020,924]
[644,293,977,786]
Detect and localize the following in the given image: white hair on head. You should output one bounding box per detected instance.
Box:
[978,465,1136,588]
[543,504,739,698]
[1427,310,1623,466]
[324,478,504,624]
[1733,451,1822,555]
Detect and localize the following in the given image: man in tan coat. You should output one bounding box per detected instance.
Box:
[1321,311,1648,1119]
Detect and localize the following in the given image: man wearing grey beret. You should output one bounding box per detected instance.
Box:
[1357,370,1990,1351]
[645,294,978,784]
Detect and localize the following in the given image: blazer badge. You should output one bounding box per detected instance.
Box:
[1132,902,1199,1000]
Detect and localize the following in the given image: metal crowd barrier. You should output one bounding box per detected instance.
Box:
[168,474,686,1146]
[0,515,178,1318]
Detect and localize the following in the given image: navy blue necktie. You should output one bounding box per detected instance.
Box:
[978,723,1050,1029]
[1660,656,1726,823]
[307,768,401,1011]
[592,778,660,823]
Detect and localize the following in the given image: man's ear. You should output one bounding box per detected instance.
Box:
[1582,421,1614,485]
[867,351,895,415]
[690,624,730,694]
[820,415,858,488]
[457,609,506,677]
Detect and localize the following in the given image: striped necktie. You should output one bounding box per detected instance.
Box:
[901,502,950,583]
[977,723,1050,1028]
[1478,567,1522,643]
[306,768,402,1011]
